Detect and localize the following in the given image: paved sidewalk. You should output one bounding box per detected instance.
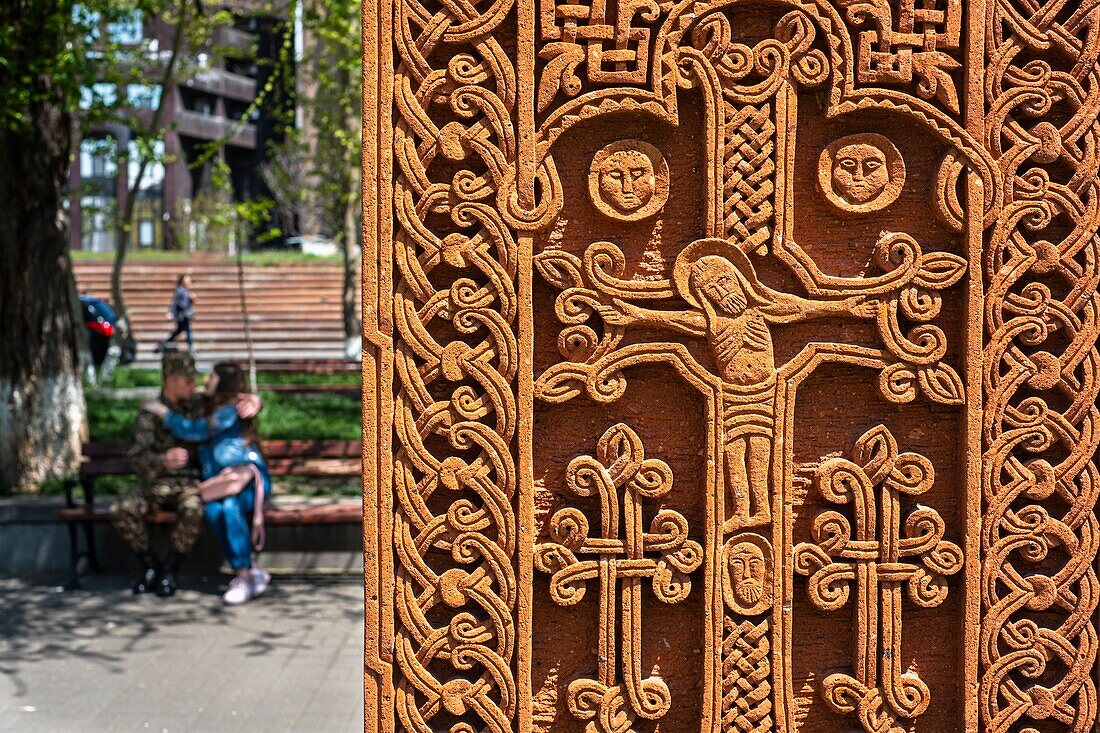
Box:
[0,574,363,732]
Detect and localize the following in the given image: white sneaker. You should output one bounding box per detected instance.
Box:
[249,568,271,598]
[222,574,255,605]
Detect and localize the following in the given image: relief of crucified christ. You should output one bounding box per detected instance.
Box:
[596,239,878,530]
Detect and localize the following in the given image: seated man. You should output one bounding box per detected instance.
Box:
[109,351,260,597]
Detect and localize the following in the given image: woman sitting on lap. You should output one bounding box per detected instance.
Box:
[144,362,271,605]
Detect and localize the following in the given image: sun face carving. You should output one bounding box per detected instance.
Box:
[588,140,670,221]
[818,133,905,214]
[833,144,889,203]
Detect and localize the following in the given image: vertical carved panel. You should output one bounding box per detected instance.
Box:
[979,2,1100,730]
[364,0,1100,730]
[386,1,521,729]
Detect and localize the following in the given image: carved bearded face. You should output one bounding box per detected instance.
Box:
[597,150,656,213]
[728,541,767,606]
[690,256,749,314]
[831,143,890,204]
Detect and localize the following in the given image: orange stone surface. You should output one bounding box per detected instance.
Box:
[362,1,1100,730]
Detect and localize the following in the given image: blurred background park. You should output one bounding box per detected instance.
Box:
[1,1,366,729]
[2,0,363,496]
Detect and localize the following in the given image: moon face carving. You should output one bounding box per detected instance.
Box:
[818,133,905,214]
[588,140,670,221]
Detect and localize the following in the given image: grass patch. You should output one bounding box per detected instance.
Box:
[257,392,361,441]
[86,395,142,442]
[86,392,360,442]
[272,476,361,498]
[254,372,359,387]
[101,369,164,389]
[95,368,359,390]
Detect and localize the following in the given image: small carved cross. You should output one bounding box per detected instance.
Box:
[793,424,964,732]
[535,423,703,733]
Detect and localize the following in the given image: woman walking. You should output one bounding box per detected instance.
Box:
[160,273,195,351]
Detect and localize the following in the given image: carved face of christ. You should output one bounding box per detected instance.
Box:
[597,150,656,213]
[728,541,767,606]
[690,256,750,315]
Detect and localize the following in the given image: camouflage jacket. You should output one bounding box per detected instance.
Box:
[128,392,205,488]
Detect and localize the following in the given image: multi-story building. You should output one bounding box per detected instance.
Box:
[67,5,290,252]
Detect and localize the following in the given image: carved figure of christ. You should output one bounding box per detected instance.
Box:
[601,243,876,530]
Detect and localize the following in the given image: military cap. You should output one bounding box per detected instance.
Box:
[162,350,198,379]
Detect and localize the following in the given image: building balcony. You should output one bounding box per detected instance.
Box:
[182,68,257,103]
[175,109,257,148]
[213,25,254,53]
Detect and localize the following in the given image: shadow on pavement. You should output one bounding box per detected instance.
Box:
[0,573,362,699]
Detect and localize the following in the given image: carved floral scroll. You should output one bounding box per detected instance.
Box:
[794,425,964,732]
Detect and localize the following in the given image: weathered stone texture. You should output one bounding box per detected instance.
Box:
[362,0,1100,730]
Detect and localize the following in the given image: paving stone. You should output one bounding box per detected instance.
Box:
[0,574,362,732]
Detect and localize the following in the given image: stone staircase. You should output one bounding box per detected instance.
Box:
[73,258,358,369]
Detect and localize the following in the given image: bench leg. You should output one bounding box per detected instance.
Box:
[64,520,82,591]
[81,521,103,573]
[77,475,102,575]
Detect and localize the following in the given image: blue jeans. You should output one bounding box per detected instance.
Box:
[204,486,255,570]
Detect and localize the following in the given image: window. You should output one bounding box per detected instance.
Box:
[79,82,117,110]
[127,83,161,110]
[138,220,156,247]
[79,138,117,179]
[107,9,143,44]
[127,139,165,191]
[80,196,117,252]
[72,5,101,43]
[192,97,214,116]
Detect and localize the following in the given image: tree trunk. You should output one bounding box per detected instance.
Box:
[235,219,258,388]
[341,192,362,357]
[0,94,85,492]
[109,3,191,335]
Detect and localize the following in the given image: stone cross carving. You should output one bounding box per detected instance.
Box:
[366,0,1100,728]
[595,242,876,530]
[794,425,964,731]
[535,423,702,733]
[531,11,968,728]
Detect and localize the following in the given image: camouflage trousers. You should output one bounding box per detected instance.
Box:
[109,481,204,554]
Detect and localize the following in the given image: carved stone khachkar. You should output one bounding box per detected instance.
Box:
[362,0,1100,730]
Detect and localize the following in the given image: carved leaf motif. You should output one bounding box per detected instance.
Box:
[538,42,585,113]
[535,249,585,290]
[912,51,962,115]
[917,363,965,405]
[913,252,967,289]
[854,423,897,484]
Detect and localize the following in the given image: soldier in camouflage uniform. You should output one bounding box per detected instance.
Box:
[111,351,260,597]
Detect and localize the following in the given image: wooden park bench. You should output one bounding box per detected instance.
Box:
[59,439,361,589]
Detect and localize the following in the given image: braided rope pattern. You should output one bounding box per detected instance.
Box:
[391,0,520,729]
[722,618,773,732]
[723,102,776,251]
[980,1,1100,730]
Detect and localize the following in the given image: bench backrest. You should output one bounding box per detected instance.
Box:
[80,440,360,478]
